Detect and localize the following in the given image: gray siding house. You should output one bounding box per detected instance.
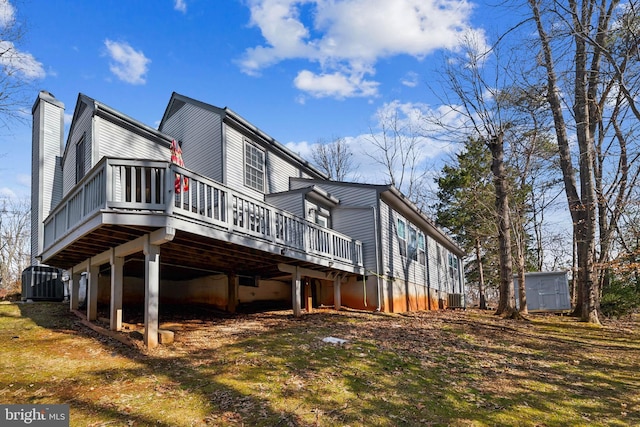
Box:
[31,91,465,348]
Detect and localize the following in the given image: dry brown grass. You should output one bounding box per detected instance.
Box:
[1,301,639,426]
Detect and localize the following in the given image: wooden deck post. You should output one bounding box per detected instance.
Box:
[334,276,342,311]
[70,268,80,310]
[304,280,313,313]
[144,237,160,349]
[227,273,238,313]
[87,263,99,321]
[110,250,124,331]
[292,267,302,317]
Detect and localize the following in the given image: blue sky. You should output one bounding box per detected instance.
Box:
[0,0,517,200]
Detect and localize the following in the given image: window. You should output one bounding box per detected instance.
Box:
[418,232,426,264]
[244,140,265,192]
[308,204,331,228]
[239,275,258,287]
[75,135,86,183]
[397,219,407,257]
[408,227,418,261]
[448,253,459,280]
[315,211,330,228]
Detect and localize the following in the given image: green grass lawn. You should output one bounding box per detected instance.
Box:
[0,301,638,426]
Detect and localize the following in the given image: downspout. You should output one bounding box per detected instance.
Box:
[373,205,382,312]
[458,254,466,308]
[425,235,431,310]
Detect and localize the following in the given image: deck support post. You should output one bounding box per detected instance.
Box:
[304,279,313,313]
[334,276,342,311]
[87,262,99,321]
[227,273,238,313]
[144,237,161,349]
[70,268,80,310]
[292,267,302,317]
[110,249,124,331]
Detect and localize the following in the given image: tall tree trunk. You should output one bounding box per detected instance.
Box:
[489,135,516,317]
[517,244,528,315]
[570,0,600,325]
[475,237,487,310]
[529,0,600,324]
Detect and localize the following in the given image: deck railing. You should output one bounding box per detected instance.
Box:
[43,158,363,268]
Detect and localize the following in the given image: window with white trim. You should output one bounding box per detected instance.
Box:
[244,140,265,192]
[408,226,418,261]
[448,253,459,280]
[397,218,407,257]
[418,232,426,264]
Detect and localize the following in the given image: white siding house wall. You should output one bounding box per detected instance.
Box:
[62,104,93,197]
[426,238,458,294]
[96,117,168,162]
[265,193,304,217]
[292,181,380,271]
[31,103,41,264]
[225,126,315,200]
[265,151,311,194]
[427,237,440,292]
[160,103,223,182]
[225,126,265,200]
[31,93,64,264]
[380,199,467,309]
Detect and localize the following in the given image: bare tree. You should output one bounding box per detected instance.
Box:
[364,106,430,209]
[430,33,533,318]
[311,136,359,181]
[0,0,44,127]
[527,0,640,324]
[0,197,30,296]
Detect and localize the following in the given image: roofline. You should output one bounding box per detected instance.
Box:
[290,177,464,257]
[378,186,464,257]
[164,92,329,180]
[267,185,340,206]
[61,93,173,167]
[87,94,172,143]
[223,106,328,180]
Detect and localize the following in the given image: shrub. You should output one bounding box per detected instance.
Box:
[601,278,640,318]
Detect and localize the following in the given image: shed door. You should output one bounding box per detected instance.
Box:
[537,276,569,311]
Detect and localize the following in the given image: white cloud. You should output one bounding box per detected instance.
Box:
[294,69,378,99]
[15,173,30,188]
[239,0,480,99]
[104,39,150,85]
[0,41,46,79]
[284,139,314,159]
[0,187,18,200]
[401,71,419,88]
[0,0,15,28]
[0,1,44,81]
[286,100,461,187]
[174,0,187,13]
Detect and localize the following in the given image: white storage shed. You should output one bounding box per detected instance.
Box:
[514,271,571,312]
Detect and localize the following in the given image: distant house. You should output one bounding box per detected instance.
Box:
[31,91,465,347]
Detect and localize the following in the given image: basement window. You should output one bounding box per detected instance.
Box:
[239,275,259,287]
